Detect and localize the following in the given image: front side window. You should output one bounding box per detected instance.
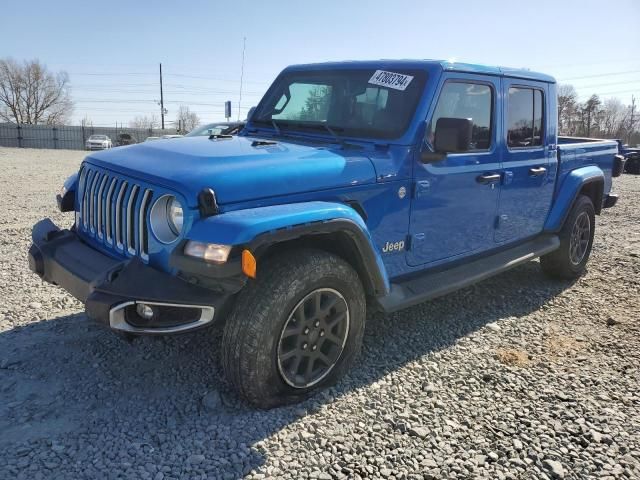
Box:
[428,82,493,150]
[252,69,427,139]
[507,87,544,148]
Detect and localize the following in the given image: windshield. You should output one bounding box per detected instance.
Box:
[186,123,238,137]
[89,135,107,140]
[252,68,426,140]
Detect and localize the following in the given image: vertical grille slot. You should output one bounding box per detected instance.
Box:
[89,172,102,233]
[139,189,153,260]
[104,178,117,244]
[126,185,140,255]
[77,167,87,225]
[82,170,96,229]
[115,181,128,250]
[96,174,109,239]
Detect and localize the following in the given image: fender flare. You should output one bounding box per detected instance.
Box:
[544,166,604,232]
[186,201,390,296]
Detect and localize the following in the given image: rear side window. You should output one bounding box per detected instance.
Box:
[507,87,544,148]
[428,82,493,150]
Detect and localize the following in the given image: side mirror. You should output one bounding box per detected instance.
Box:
[434,117,473,153]
[246,106,257,121]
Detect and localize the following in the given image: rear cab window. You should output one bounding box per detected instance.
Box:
[507,87,544,149]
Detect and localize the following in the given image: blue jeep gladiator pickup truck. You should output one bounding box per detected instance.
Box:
[29,60,624,407]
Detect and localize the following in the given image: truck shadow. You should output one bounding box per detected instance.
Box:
[0,261,575,478]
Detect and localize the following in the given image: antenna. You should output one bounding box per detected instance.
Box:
[238,37,246,121]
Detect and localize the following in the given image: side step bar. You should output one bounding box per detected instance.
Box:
[378,234,560,313]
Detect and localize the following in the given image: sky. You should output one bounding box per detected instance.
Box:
[2,0,639,127]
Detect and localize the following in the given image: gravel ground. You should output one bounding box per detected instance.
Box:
[0,146,639,480]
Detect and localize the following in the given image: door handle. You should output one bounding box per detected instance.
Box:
[529,166,547,176]
[476,173,501,185]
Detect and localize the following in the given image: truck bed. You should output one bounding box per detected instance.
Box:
[556,137,619,198]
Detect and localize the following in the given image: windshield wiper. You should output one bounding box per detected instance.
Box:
[271,118,282,135]
[294,123,361,149]
[321,123,341,144]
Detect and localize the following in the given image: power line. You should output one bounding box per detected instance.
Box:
[571,79,640,89]
[558,70,640,81]
[166,73,269,85]
[67,71,270,85]
[576,89,640,99]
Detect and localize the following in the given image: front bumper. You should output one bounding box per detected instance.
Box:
[28,218,233,335]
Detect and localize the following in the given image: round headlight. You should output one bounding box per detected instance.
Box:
[150,195,184,244]
[167,197,183,235]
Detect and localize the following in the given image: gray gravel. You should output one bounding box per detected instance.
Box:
[0,146,639,479]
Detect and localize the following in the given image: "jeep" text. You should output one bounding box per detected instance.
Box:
[382,240,405,253]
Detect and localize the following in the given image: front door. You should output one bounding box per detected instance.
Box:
[407,74,501,267]
[494,80,557,243]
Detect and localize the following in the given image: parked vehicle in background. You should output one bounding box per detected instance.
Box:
[617,140,640,174]
[85,135,112,150]
[161,134,184,139]
[117,133,136,147]
[30,60,624,408]
[144,136,160,142]
[186,122,245,137]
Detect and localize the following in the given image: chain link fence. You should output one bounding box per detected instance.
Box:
[0,123,178,150]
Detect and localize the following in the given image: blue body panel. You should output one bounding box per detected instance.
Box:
[69,59,617,294]
[544,165,605,232]
[85,136,377,207]
[407,71,502,266]
[187,201,390,292]
[494,79,558,243]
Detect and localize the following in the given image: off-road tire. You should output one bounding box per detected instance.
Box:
[221,249,366,408]
[541,194,595,279]
[625,157,640,174]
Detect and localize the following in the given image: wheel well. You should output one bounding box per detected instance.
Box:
[255,232,378,298]
[579,180,603,215]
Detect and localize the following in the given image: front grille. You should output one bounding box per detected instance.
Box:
[77,165,154,260]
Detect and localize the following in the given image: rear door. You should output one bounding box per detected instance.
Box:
[407,73,501,266]
[494,80,556,243]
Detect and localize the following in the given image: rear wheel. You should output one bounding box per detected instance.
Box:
[541,194,595,279]
[626,156,640,174]
[221,249,366,408]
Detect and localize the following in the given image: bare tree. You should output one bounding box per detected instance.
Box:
[175,105,200,132]
[557,84,578,135]
[0,58,73,125]
[81,115,93,127]
[129,114,159,130]
[599,98,627,138]
[580,94,601,137]
[625,96,638,144]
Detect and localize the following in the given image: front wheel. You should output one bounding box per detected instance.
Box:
[541,194,595,279]
[221,249,366,408]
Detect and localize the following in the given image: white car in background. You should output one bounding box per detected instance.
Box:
[85,135,112,150]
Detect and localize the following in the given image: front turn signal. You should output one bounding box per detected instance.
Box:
[242,249,257,279]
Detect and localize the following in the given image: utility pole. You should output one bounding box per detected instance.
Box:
[629,96,637,144]
[238,37,246,121]
[159,63,165,130]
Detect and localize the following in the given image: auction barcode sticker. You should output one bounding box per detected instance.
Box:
[368,70,414,91]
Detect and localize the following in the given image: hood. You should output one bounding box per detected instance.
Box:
[85,135,377,207]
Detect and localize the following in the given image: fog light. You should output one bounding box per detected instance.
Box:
[136,303,154,319]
